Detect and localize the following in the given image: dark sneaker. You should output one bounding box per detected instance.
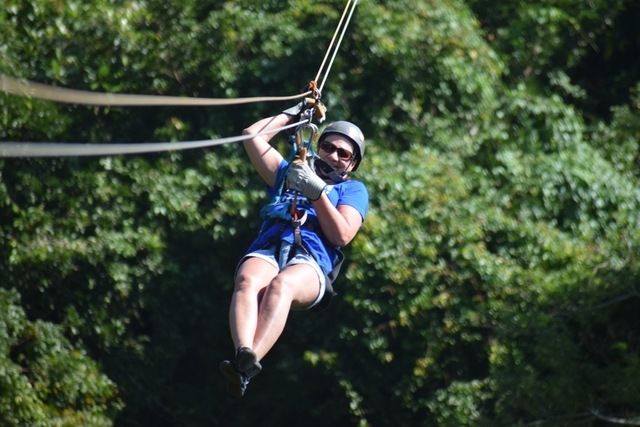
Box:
[219,360,249,398]
[235,347,262,379]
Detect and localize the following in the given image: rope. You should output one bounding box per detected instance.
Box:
[314,0,359,93]
[0,121,305,157]
[1,75,311,107]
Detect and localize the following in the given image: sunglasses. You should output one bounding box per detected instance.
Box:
[319,140,354,161]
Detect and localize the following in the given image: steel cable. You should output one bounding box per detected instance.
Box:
[315,0,359,93]
[0,75,311,107]
[0,121,306,157]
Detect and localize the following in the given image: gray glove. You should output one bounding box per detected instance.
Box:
[286,159,327,201]
[282,101,305,119]
[282,98,327,123]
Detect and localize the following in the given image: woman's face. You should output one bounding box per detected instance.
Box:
[317,134,356,175]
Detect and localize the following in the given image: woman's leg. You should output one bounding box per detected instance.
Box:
[251,263,321,360]
[230,257,278,352]
[221,256,321,397]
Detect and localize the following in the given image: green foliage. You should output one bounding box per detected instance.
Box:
[350,0,503,155]
[1,0,640,426]
[0,288,121,426]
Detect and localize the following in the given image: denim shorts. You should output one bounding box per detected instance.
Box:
[237,241,327,310]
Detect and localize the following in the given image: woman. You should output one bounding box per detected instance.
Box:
[220,106,369,397]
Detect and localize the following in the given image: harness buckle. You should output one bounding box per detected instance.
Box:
[290,209,307,228]
[291,209,307,247]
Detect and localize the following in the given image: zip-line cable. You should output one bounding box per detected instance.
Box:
[0,121,306,158]
[314,0,359,93]
[0,75,311,107]
[0,1,359,158]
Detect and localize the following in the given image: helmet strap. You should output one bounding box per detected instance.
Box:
[314,158,346,183]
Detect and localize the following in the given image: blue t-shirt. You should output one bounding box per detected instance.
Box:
[247,160,369,275]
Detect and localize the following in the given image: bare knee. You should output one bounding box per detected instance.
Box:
[262,275,294,301]
[234,270,265,294]
[234,257,278,294]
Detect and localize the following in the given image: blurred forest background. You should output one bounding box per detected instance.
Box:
[1,0,640,426]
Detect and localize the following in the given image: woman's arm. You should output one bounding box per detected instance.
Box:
[312,195,363,247]
[242,114,291,188]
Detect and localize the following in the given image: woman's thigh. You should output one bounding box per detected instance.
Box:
[276,263,322,309]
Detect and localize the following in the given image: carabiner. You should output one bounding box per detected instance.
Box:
[294,122,319,162]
